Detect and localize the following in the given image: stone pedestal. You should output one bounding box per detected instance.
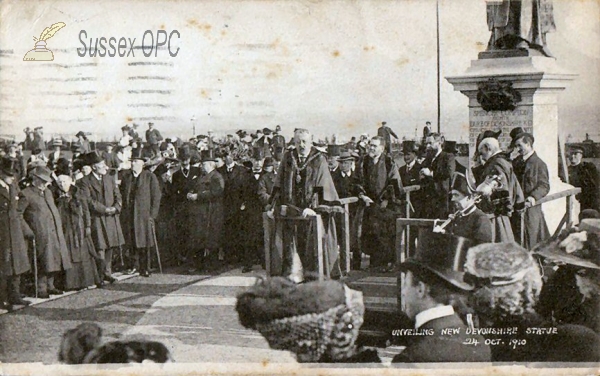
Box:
[446,56,579,233]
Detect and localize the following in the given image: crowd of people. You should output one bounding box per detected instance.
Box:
[1,120,599,365]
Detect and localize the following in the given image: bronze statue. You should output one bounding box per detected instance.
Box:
[486,0,556,57]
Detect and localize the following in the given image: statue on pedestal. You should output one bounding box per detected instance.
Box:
[486,0,556,57]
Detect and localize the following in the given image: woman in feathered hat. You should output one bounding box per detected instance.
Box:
[235,276,380,363]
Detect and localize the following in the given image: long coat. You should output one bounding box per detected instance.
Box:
[18,186,72,273]
[420,151,455,219]
[516,152,550,249]
[257,171,277,207]
[119,170,162,249]
[79,173,125,250]
[476,152,524,243]
[0,182,31,277]
[218,164,252,250]
[191,169,224,249]
[568,161,599,211]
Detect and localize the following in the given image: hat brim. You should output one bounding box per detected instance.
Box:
[399,259,474,291]
[535,248,600,270]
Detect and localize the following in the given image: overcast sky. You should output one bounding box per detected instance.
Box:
[1,0,598,142]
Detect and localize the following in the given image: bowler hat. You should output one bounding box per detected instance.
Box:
[509,127,524,140]
[263,157,275,167]
[200,149,217,162]
[399,234,474,291]
[401,140,418,154]
[83,152,103,166]
[337,150,356,162]
[30,165,53,182]
[0,157,18,176]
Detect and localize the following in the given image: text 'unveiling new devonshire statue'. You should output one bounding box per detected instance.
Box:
[486,0,556,57]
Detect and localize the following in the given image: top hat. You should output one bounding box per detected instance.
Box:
[451,172,475,196]
[535,219,600,270]
[401,140,419,154]
[443,140,458,154]
[200,149,217,162]
[51,138,63,147]
[399,234,474,291]
[327,144,342,157]
[75,131,86,138]
[30,165,53,182]
[121,125,131,131]
[130,147,148,161]
[568,145,585,155]
[337,150,356,162]
[0,157,18,176]
[83,151,103,166]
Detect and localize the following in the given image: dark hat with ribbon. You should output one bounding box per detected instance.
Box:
[30,165,53,182]
[451,172,476,196]
[534,219,600,270]
[327,144,342,157]
[83,151,103,166]
[200,149,217,162]
[400,234,474,291]
[0,157,18,176]
[401,140,418,154]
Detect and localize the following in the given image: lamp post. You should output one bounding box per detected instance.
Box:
[436,0,441,133]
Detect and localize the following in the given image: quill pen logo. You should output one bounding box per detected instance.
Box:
[23,22,66,61]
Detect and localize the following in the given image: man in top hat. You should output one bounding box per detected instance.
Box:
[355,136,403,272]
[218,151,254,266]
[271,125,286,162]
[269,128,340,282]
[47,138,64,171]
[326,144,341,173]
[119,126,132,148]
[0,158,32,310]
[377,121,398,155]
[146,123,163,157]
[512,132,550,249]
[436,172,493,245]
[399,140,424,257]
[331,150,363,270]
[393,234,491,362]
[170,147,202,265]
[32,127,46,151]
[75,131,91,154]
[566,146,599,212]
[79,153,124,283]
[475,136,523,243]
[119,148,162,277]
[187,150,225,272]
[4,141,26,182]
[420,132,454,220]
[18,166,72,298]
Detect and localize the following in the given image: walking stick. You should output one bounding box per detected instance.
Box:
[151,220,163,274]
[32,238,38,299]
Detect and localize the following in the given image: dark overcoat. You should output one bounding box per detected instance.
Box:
[191,169,224,249]
[517,152,550,249]
[79,173,125,250]
[18,186,72,273]
[257,171,277,207]
[0,182,31,277]
[420,151,455,219]
[119,170,162,248]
